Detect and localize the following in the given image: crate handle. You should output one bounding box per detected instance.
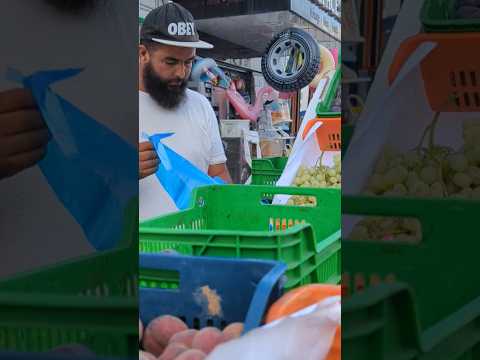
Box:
[140,254,191,294]
[243,262,288,333]
[254,185,338,200]
[342,282,421,338]
[388,34,431,85]
[342,195,477,241]
[316,230,341,253]
[343,195,432,236]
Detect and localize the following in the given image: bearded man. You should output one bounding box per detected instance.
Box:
[138,2,231,219]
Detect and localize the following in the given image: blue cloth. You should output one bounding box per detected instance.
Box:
[7,68,137,250]
[145,132,224,210]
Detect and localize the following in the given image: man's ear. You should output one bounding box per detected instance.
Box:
[139,45,150,64]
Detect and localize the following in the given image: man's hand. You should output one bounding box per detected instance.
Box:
[0,89,50,180]
[139,141,159,179]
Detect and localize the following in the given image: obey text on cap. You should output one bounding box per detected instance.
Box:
[167,22,195,36]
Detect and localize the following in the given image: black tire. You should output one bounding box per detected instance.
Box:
[261,27,320,92]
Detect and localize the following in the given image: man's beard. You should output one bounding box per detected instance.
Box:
[143,62,188,110]
[44,0,101,15]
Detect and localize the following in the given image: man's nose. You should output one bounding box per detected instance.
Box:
[174,63,187,80]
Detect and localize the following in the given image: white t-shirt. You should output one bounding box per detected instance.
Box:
[0,1,138,277]
[139,90,226,220]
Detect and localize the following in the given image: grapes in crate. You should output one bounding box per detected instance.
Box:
[349,117,480,242]
[287,154,341,206]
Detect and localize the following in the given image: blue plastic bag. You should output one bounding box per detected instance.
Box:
[145,132,224,210]
[7,68,137,250]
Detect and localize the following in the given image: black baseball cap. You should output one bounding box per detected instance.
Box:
[140,2,213,49]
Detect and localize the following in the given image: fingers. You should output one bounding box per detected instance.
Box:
[139,141,154,152]
[139,141,159,179]
[139,166,158,179]
[0,129,50,156]
[0,93,49,179]
[139,155,159,179]
[141,158,159,170]
[0,109,46,135]
[0,146,47,179]
[0,89,37,114]
[139,149,158,162]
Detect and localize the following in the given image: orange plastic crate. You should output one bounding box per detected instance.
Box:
[303,116,341,151]
[389,33,480,112]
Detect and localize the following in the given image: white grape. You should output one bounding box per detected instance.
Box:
[453,172,472,188]
[419,166,439,184]
[404,151,422,169]
[468,166,480,185]
[402,218,421,234]
[406,171,420,191]
[384,166,408,187]
[392,183,408,196]
[447,153,468,172]
[430,181,445,198]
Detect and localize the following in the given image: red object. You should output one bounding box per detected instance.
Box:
[330,48,339,66]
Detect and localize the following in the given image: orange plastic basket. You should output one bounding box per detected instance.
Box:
[389,33,480,112]
[303,116,341,151]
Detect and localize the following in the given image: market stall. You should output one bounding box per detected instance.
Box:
[137,2,343,360]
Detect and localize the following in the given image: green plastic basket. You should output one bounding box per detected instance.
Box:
[316,67,341,113]
[342,195,480,359]
[0,200,139,358]
[251,157,288,185]
[421,0,480,33]
[0,246,137,357]
[140,185,341,290]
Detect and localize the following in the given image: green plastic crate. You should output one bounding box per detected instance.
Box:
[421,0,480,33]
[342,195,480,359]
[251,157,288,185]
[316,66,341,113]
[140,185,341,290]
[0,200,139,358]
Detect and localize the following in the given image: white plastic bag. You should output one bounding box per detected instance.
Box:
[206,296,341,360]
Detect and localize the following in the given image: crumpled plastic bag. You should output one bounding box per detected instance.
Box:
[6,67,137,250]
[144,132,224,210]
[207,296,341,360]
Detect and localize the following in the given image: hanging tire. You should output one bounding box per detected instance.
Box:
[261,27,320,92]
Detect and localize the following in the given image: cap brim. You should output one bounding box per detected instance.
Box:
[151,37,214,49]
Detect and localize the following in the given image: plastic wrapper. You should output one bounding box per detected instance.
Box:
[207,296,341,360]
[144,132,224,210]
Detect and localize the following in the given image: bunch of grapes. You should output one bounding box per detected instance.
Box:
[286,195,318,207]
[349,116,480,242]
[364,120,480,199]
[349,216,422,243]
[287,153,341,206]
